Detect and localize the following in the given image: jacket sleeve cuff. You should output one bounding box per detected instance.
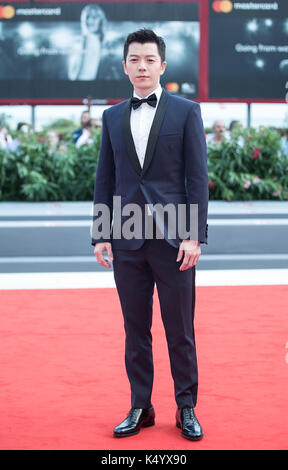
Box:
[91,238,111,246]
[199,223,208,244]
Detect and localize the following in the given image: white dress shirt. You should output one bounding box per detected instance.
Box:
[75,128,93,148]
[130,84,163,168]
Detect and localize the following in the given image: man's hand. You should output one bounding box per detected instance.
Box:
[94,242,113,269]
[176,240,201,271]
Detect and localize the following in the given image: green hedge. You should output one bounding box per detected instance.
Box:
[0,131,101,201]
[0,127,287,201]
[207,127,288,201]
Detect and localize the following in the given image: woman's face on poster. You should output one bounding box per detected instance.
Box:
[85,8,102,35]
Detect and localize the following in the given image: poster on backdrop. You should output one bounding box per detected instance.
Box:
[209,0,288,100]
[0,1,200,100]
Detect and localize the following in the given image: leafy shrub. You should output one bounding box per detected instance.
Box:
[0,130,101,201]
[0,127,287,201]
[207,127,288,201]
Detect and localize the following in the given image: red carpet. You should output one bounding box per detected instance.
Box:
[0,285,287,450]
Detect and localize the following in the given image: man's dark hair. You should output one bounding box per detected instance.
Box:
[123,29,166,63]
[83,119,92,129]
[229,120,241,131]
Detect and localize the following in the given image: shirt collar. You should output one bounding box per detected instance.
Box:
[133,84,163,101]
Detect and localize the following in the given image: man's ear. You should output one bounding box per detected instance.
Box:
[160,61,167,76]
[122,60,128,75]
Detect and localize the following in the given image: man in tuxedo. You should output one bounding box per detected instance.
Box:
[92,29,208,441]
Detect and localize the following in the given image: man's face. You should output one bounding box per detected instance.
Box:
[81,112,90,125]
[122,42,166,96]
[213,122,226,136]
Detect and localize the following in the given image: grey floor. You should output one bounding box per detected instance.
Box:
[0,200,287,273]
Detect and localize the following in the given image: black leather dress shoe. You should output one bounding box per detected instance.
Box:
[176,407,203,441]
[113,406,155,437]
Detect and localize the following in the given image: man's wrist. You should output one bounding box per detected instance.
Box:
[182,239,200,244]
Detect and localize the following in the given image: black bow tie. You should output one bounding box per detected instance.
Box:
[131,93,157,110]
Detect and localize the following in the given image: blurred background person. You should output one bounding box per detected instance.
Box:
[92,118,102,129]
[46,129,68,154]
[0,125,13,151]
[57,132,68,154]
[280,129,288,157]
[9,122,32,153]
[73,110,91,143]
[229,120,242,134]
[46,129,59,154]
[229,120,245,147]
[75,119,93,148]
[206,120,228,146]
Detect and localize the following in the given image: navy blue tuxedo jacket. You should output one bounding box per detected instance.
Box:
[91,89,209,250]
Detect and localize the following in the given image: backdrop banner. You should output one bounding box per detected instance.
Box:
[0,1,199,100]
[209,0,288,100]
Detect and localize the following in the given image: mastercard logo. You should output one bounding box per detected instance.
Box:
[212,1,233,13]
[0,5,15,18]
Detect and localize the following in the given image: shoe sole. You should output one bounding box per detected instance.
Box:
[176,422,204,441]
[113,420,155,438]
[180,431,204,441]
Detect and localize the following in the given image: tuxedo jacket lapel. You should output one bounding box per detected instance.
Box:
[122,89,170,178]
[141,89,169,177]
[122,99,142,176]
